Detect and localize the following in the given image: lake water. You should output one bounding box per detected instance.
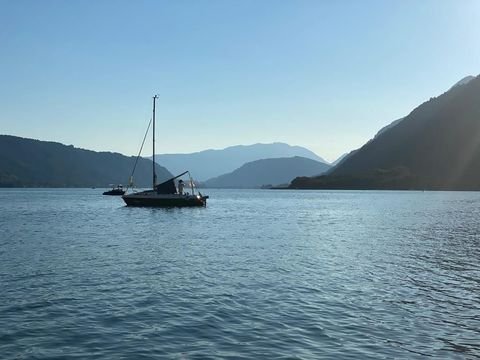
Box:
[0,189,479,359]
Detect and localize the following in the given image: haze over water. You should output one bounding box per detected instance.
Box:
[1,189,479,358]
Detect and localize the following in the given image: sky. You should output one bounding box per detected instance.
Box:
[1,0,479,162]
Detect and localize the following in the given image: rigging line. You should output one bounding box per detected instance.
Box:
[126,117,153,192]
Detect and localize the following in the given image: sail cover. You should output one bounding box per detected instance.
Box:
[155,171,189,194]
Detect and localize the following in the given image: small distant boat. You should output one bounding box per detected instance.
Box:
[122,95,208,207]
[103,185,125,196]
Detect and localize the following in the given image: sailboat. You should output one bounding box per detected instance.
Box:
[122,95,208,207]
[103,184,125,196]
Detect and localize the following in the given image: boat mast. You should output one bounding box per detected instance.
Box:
[152,95,158,189]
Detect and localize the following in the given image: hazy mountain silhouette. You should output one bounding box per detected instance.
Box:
[204,156,330,188]
[154,142,326,181]
[291,75,480,190]
[0,135,172,187]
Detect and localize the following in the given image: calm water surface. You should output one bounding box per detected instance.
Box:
[0,189,479,359]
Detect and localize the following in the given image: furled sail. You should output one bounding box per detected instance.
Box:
[155,171,189,194]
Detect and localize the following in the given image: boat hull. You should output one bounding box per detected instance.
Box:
[122,192,207,207]
[103,190,126,196]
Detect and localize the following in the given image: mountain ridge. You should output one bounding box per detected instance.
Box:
[204,156,331,188]
[290,74,480,190]
[153,142,327,181]
[0,135,172,187]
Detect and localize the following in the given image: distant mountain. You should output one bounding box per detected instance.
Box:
[0,135,172,187]
[204,156,331,188]
[290,74,480,190]
[153,142,327,181]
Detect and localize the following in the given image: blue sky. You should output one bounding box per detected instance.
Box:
[1,0,479,162]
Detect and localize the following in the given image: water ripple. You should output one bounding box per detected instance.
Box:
[0,189,479,358]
